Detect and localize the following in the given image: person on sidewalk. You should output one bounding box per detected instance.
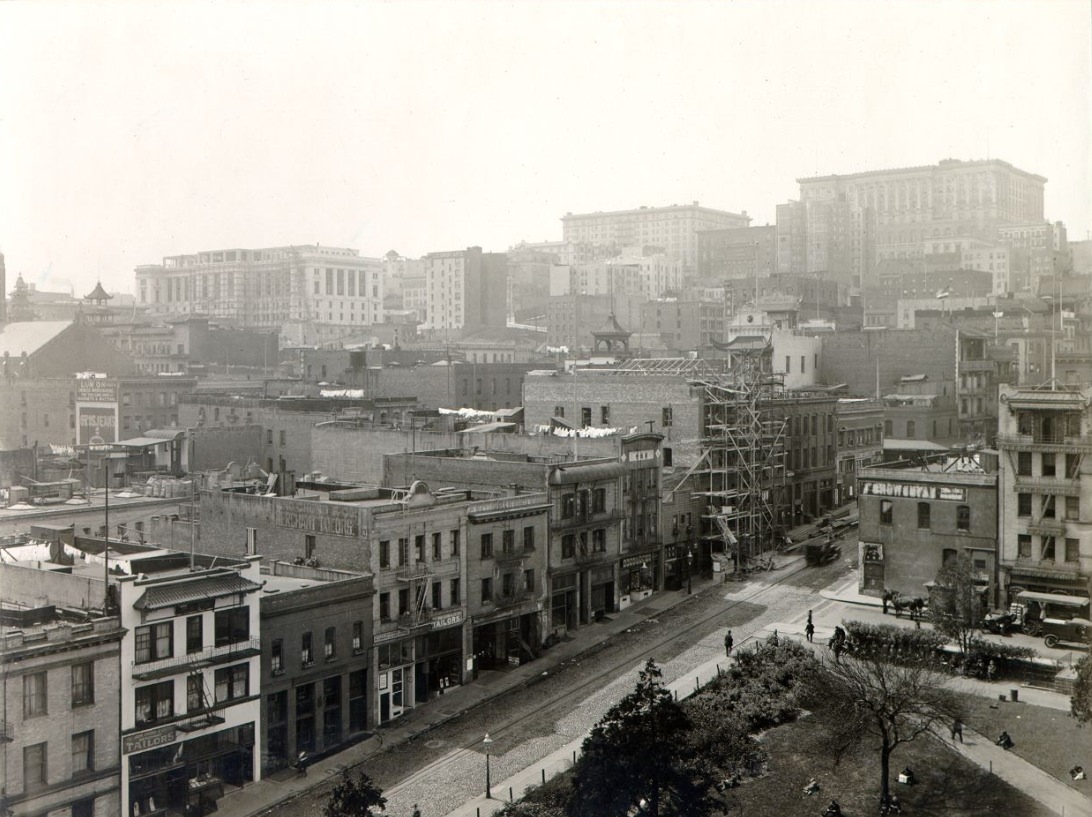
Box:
[724,630,734,656]
[996,730,1014,750]
[951,718,963,743]
[412,804,422,817]
[805,620,815,643]
[768,629,779,646]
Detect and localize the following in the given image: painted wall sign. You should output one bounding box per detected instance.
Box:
[859,481,966,502]
[274,502,360,537]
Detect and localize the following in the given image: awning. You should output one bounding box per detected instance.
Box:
[117,437,168,448]
[549,462,628,485]
[134,571,262,610]
[1014,590,1088,607]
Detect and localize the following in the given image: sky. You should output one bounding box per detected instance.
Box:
[1,0,1090,296]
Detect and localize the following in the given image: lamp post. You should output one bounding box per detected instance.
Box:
[686,544,694,595]
[483,733,493,799]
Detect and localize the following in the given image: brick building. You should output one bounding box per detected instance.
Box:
[856,453,998,601]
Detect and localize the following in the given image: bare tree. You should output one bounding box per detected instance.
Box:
[819,653,962,804]
[929,552,986,656]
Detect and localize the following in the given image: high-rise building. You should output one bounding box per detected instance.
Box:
[797,158,1046,277]
[561,203,750,273]
[776,199,876,286]
[696,225,777,281]
[423,247,507,333]
[135,245,384,331]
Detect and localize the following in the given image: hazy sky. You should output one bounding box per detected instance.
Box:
[2,0,1090,295]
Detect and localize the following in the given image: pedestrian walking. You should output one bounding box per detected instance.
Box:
[882,590,891,615]
[951,718,963,743]
[412,804,421,817]
[807,609,814,627]
[987,659,997,681]
[724,630,734,656]
[805,620,815,643]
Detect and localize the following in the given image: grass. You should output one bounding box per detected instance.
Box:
[957,693,1092,793]
[723,701,1056,817]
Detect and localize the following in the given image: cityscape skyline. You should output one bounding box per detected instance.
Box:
[1,1,1090,296]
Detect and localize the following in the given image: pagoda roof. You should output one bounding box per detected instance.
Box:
[84,281,113,302]
[592,312,631,339]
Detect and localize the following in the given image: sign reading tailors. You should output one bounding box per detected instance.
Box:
[859,481,966,502]
[123,724,176,754]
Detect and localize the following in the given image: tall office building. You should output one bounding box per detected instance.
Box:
[561,203,750,273]
[423,247,508,333]
[135,245,384,331]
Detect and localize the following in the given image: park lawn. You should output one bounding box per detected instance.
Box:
[725,702,1056,817]
[957,693,1092,794]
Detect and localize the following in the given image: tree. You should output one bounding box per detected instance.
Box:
[929,552,986,655]
[819,653,961,804]
[1072,654,1092,724]
[570,659,711,817]
[325,771,386,817]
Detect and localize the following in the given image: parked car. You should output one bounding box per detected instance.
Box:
[1042,617,1092,650]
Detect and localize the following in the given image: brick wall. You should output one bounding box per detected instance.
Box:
[821,327,957,396]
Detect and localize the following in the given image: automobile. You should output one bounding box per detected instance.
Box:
[1014,590,1090,638]
[1041,617,1092,650]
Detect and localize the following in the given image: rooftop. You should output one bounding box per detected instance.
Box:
[0,320,73,357]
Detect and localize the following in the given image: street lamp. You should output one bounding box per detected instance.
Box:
[483,733,493,799]
[686,545,694,595]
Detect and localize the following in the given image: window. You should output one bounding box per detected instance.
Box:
[561,493,575,519]
[1017,493,1032,517]
[301,632,314,667]
[1066,496,1080,520]
[581,406,592,427]
[451,529,460,556]
[663,447,673,467]
[135,681,174,725]
[305,534,317,559]
[1041,536,1056,561]
[662,407,673,427]
[415,534,426,563]
[502,529,515,554]
[1066,454,1081,478]
[214,664,249,703]
[481,577,493,603]
[905,420,915,439]
[271,639,284,675]
[379,540,390,568]
[324,626,337,660]
[72,662,94,706]
[398,588,410,616]
[592,488,606,513]
[502,573,515,598]
[917,502,931,529]
[601,406,610,424]
[942,548,958,566]
[1065,538,1080,562]
[1043,495,1056,518]
[450,578,461,606]
[1017,534,1032,558]
[1017,452,1032,476]
[186,615,203,654]
[956,505,970,531]
[72,731,94,775]
[879,500,893,525]
[267,429,273,445]
[279,430,287,446]
[785,355,791,373]
[592,528,606,552]
[554,405,564,418]
[24,671,47,717]
[379,593,390,621]
[480,533,493,559]
[1041,453,1056,477]
[561,534,575,559]
[214,607,250,646]
[24,743,47,792]
[135,621,173,663]
[352,621,363,653]
[432,532,442,560]
[432,581,442,610]
[398,538,409,566]
[524,569,535,592]
[523,526,535,551]
[884,419,893,436]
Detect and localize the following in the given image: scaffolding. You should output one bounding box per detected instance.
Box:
[685,341,788,569]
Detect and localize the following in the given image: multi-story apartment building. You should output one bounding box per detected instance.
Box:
[856,453,999,600]
[192,484,550,726]
[833,397,885,505]
[550,254,683,303]
[117,556,263,817]
[259,561,373,774]
[0,596,124,817]
[135,245,385,332]
[640,300,725,352]
[776,199,876,286]
[797,158,1047,274]
[422,247,508,334]
[882,376,959,446]
[561,204,750,274]
[997,221,1070,293]
[997,385,1092,602]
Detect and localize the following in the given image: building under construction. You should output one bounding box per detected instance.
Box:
[687,338,789,571]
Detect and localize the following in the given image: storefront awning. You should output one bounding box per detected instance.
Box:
[134,572,262,611]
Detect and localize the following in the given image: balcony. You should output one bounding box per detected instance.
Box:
[494,586,532,608]
[1012,476,1081,496]
[494,550,527,567]
[397,609,433,630]
[132,638,261,681]
[554,509,622,531]
[1026,517,1066,537]
[574,546,609,565]
[997,433,1092,453]
[396,562,431,582]
[959,359,996,372]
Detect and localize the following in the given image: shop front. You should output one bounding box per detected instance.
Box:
[588,564,616,620]
[375,614,465,725]
[473,611,539,670]
[619,553,658,608]
[126,723,255,817]
[550,572,578,634]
